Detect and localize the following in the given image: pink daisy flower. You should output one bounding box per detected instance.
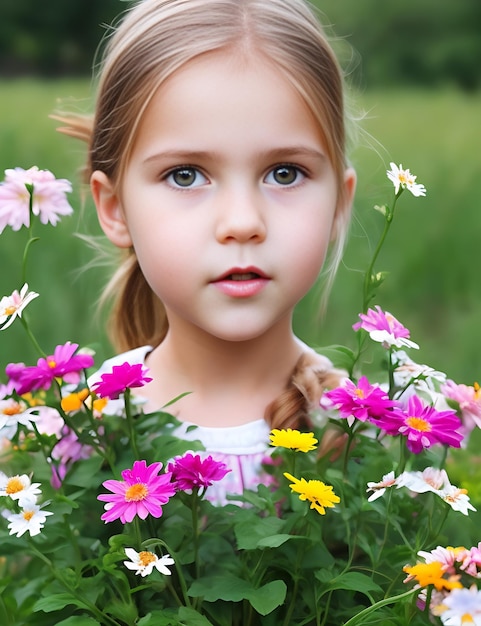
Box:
[98,460,176,524]
[168,453,231,491]
[374,394,464,454]
[0,166,73,233]
[442,379,481,432]
[0,284,39,331]
[322,376,398,426]
[6,342,94,395]
[460,543,481,577]
[91,362,152,400]
[353,305,419,350]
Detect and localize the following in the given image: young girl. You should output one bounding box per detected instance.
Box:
[58,0,356,503]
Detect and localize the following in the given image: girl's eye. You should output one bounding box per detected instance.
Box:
[165,167,208,188]
[264,165,304,186]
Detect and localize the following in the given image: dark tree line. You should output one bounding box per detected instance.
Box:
[1,0,481,90]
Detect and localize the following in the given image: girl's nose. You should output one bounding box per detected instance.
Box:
[214,186,267,244]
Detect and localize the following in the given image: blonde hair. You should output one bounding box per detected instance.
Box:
[57,0,353,426]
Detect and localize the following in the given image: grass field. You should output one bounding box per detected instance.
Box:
[0,79,480,385]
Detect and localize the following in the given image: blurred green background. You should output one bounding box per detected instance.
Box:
[0,0,480,387]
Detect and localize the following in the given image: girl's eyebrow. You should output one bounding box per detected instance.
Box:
[142,146,327,165]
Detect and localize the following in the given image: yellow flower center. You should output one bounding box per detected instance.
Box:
[139,551,156,567]
[6,477,24,495]
[2,402,23,416]
[125,483,148,502]
[4,305,17,316]
[445,488,468,503]
[22,510,35,522]
[48,360,56,369]
[406,416,431,432]
[21,392,45,407]
[354,388,364,399]
[461,615,475,624]
[474,382,480,399]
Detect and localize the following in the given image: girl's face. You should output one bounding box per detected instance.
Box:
[92,51,355,344]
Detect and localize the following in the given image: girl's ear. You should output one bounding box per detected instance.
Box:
[90,170,133,248]
[331,166,356,241]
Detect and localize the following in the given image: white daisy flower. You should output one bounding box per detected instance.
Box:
[387,162,426,197]
[6,499,53,537]
[124,547,175,577]
[369,329,419,350]
[440,585,481,625]
[366,470,397,502]
[0,472,42,507]
[0,283,39,330]
[397,467,451,494]
[0,397,39,439]
[439,485,477,516]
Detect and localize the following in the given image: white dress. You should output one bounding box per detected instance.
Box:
[89,346,272,505]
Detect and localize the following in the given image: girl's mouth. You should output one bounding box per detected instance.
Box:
[228,272,260,281]
[212,267,270,297]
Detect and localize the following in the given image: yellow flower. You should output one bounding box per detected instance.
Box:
[270,428,318,453]
[284,472,340,515]
[61,388,90,412]
[403,561,462,591]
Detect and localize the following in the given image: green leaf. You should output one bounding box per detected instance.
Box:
[188,575,252,602]
[316,571,382,597]
[247,580,287,615]
[256,533,295,548]
[65,455,104,487]
[314,345,356,372]
[234,516,284,550]
[178,606,214,625]
[56,617,100,626]
[188,576,286,616]
[33,593,90,613]
[137,611,181,626]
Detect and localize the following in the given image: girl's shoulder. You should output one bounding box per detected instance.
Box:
[88,345,153,415]
[92,345,153,382]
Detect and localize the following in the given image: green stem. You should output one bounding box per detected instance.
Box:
[19,315,45,357]
[191,488,200,579]
[387,349,395,399]
[342,588,416,626]
[152,539,192,609]
[21,183,38,286]
[362,193,399,313]
[124,389,141,460]
[132,517,143,550]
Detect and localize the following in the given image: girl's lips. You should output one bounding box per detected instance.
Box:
[211,267,270,298]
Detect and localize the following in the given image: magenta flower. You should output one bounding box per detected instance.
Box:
[322,376,398,426]
[353,306,419,349]
[98,460,176,524]
[374,394,464,454]
[0,166,73,233]
[91,362,152,400]
[168,453,231,491]
[6,342,94,395]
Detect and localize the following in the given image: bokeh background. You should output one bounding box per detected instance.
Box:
[1,0,480,388]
